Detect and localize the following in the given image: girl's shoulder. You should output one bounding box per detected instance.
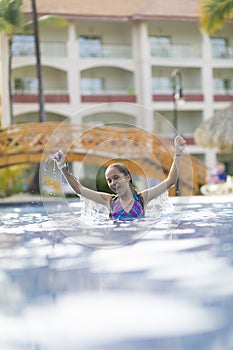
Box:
[135,191,144,207]
[109,194,119,209]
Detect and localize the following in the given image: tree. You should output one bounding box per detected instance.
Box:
[0,0,69,125]
[31,0,45,122]
[0,0,24,124]
[200,0,233,33]
[0,0,68,193]
[24,1,69,123]
[24,3,69,193]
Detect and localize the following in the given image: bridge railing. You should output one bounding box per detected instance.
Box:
[0,122,207,195]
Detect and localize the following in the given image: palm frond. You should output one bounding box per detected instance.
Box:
[38,15,69,27]
[0,17,10,31]
[24,15,69,32]
[200,0,233,33]
[0,0,24,30]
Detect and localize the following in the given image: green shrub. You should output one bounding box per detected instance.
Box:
[0,164,31,198]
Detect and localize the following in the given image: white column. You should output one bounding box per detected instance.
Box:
[0,33,11,127]
[205,148,217,171]
[67,22,80,110]
[132,21,153,131]
[67,24,82,176]
[201,31,214,121]
[201,32,216,170]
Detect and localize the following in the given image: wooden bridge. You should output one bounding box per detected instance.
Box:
[0,122,207,196]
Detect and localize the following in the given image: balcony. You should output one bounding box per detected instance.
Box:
[79,44,132,59]
[152,88,204,102]
[13,89,69,103]
[166,136,196,145]
[81,89,136,103]
[213,89,233,102]
[212,46,233,59]
[12,42,67,57]
[150,44,201,59]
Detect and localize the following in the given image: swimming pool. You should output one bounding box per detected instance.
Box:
[0,195,233,349]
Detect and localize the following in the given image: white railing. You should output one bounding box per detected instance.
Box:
[13,89,68,95]
[12,42,67,57]
[150,44,201,58]
[213,88,233,95]
[12,43,35,56]
[81,88,134,95]
[152,87,202,94]
[184,88,203,95]
[40,42,67,57]
[80,44,132,59]
[212,46,233,59]
[13,88,134,95]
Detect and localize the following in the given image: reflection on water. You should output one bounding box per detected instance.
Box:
[0,197,233,349]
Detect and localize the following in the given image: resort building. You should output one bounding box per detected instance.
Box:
[0,0,233,172]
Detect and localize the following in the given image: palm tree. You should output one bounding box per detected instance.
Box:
[0,0,68,193]
[31,0,45,122]
[0,0,24,124]
[23,2,69,193]
[200,0,233,33]
[24,1,69,122]
[0,0,68,125]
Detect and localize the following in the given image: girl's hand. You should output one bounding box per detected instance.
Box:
[50,150,66,167]
[174,135,186,154]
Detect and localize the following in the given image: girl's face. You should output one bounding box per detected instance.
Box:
[105,166,130,195]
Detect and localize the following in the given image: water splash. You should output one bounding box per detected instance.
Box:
[79,197,109,220]
[43,154,57,175]
[145,192,174,217]
[79,191,173,221]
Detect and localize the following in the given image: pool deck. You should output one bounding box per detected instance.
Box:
[1,192,233,204]
[0,193,61,204]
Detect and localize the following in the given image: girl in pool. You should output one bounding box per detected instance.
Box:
[52,135,186,220]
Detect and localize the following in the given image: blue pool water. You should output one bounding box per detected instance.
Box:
[0,196,233,350]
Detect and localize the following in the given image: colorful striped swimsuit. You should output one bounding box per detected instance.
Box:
[110,192,144,220]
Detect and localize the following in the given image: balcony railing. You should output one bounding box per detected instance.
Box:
[214,89,233,102]
[152,87,203,102]
[166,136,196,145]
[212,46,233,59]
[12,42,67,57]
[13,89,68,94]
[81,95,136,103]
[81,88,134,95]
[13,89,69,103]
[81,89,136,103]
[214,88,233,95]
[80,44,132,59]
[150,44,201,58]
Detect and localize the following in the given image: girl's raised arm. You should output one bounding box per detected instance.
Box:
[51,151,112,208]
[141,135,186,204]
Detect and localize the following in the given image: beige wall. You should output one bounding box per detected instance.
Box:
[0,18,233,170]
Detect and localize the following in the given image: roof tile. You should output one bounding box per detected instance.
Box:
[23,0,200,20]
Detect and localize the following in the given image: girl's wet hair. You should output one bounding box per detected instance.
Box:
[108,163,131,177]
[106,163,133,186]
[106,163,144,207]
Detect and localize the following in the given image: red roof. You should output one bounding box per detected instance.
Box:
[23,0,201,21]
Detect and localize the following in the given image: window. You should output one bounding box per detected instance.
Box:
[149,36,171,57]
[81,78,104,94]
[79,36,102,57]
[211,37,228,58]
[14,78,38,93]
[12,35,35,56]
[214,78,230,93]
[152,77,171,93]
[149,36,171,46]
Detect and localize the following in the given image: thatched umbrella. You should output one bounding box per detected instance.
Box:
[194,104,233,153]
